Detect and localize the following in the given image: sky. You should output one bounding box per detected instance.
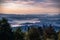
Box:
[0,0,60,14]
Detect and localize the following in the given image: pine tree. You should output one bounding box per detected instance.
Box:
[0,18,14,40]
[14,27,24,40]
[28,27,41,40]
[45,24,57,40]
[38,27,44,40]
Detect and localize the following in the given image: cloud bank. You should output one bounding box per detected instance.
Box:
[0,0,60,14]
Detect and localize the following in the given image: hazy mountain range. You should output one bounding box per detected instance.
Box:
[0,13,60,31]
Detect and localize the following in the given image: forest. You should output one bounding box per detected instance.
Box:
[0,18,60,40]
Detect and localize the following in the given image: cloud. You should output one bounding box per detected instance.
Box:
[1,0,60,3]
[0,0,60,14]
[46,0,60,3]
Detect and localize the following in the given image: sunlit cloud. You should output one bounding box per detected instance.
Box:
[0,0,60,14]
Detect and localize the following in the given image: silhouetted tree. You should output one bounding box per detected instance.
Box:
[58,30,60,40]
[28,27,41,40]
[45,24,57,40]
[38,27,44,40]
[0,18,14,40]
[14,27,24,40]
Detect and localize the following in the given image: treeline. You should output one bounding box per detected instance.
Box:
[0,18,60,40]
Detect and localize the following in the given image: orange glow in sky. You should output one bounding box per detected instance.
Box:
[0,0,60,14]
